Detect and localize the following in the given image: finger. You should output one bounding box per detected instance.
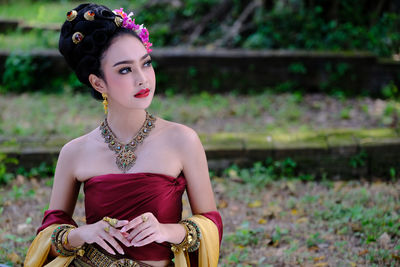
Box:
[120,214,148,232]
[115,219,129,228]
[100,232,125,255]
[109,227,131,247]
[131,227,154,244]
[95,237,116,255]
[132,233,157,247]
[126,222,150,241]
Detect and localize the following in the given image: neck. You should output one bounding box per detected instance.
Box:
[105,108,147,144]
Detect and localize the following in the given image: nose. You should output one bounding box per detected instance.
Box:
[136,69,147,87]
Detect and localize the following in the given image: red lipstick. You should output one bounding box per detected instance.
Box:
[134,88,150,98]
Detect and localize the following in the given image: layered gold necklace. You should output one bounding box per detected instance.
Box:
[100,111,156,173]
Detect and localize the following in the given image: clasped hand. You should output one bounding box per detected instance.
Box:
[69,212,168,255]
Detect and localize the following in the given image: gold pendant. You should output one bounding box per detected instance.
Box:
[116,149,136,173]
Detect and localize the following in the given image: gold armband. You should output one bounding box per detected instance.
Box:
[51,224,85,257]
[171,219,201,253]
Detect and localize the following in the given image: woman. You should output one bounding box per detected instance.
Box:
[24,3,222,267]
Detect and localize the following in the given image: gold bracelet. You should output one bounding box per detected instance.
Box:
[51,224,85,257]
[171,219,201,253]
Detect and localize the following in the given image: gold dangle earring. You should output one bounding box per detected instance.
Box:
[102,93,108,114]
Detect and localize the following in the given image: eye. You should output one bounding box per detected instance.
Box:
[144,59,152,67]
[118,67,131,74]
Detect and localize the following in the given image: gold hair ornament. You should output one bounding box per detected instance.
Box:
[72,32,84,44]
[84,10,95,21]
[66,10,77,21]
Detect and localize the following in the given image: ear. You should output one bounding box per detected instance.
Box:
[88,74,107,94]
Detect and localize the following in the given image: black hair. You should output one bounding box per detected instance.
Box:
[59,3,143,100]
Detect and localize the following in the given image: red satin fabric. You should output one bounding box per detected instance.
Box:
[37,172,223,262]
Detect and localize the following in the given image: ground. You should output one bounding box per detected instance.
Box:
[0,172,399,266]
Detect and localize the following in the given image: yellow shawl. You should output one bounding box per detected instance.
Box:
[24,224,75,267]
[24,215,219,267]
[173,215,220,267]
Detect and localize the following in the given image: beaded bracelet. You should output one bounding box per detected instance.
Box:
[171,219,201,253]
[51,224,85,257]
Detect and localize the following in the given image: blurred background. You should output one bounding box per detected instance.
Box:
[0,0,400,266]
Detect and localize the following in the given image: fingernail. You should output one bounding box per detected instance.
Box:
[120,227,126,232]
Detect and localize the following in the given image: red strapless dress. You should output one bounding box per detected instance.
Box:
[38,172,223,262]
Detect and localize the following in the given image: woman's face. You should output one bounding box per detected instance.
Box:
[100,34,155,111]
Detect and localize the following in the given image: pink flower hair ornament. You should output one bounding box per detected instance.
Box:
[113,8,153,53]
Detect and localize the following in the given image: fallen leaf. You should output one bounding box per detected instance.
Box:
[265,238,272,245]
[358,249,368,256]
[7,252,21,264]
[291,209,298,215]
[313,263,328,267]
[258,218,267,224]
[334,181,346,192]
[350,262,357,267]
[217,199,228,209]
[308,246,319,252]
[350,222,362,232]
[313,256,325,262]
[392,254,400,261]
[296,217,309,224]
[286,181,297,193]
[248,200,262,208]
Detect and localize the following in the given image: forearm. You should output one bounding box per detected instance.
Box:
[65,227,85,248]
[163,223,186,244]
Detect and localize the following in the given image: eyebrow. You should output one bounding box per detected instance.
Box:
[112,54,150,67]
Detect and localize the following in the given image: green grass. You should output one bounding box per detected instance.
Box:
[0,0,138,24]
[0,91,399,140]
[0,29,59,51]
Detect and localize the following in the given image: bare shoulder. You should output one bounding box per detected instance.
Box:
[57,130,96,171]
[156,117,202,150]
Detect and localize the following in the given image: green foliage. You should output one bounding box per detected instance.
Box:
[225,221,264,246]
[1,1,399,59]
[382,81,399,100]
[0,152,55,185]
[16,161,56,179]
[132,1,400,57]
[0,153,18,185]
[288,62,307,74]
[349,150,368,168]
[272,225,289,244]
[389,167,396,180]
[1,52,37,93]
[306,232,325,247]
[223,157,315,192]
[313,191,400,245]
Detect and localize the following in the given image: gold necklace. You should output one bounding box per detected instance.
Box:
[100,111,156,173]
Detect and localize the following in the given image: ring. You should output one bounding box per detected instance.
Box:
[104,225,110,233]
[141,214,148,222]
[103,216,118,227]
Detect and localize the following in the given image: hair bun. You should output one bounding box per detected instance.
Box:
[58,3,145,101]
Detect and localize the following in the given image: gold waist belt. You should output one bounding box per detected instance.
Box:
[77,244,152,267]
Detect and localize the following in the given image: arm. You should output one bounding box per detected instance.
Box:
[45,140,130,257]
[47,141,81,257]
